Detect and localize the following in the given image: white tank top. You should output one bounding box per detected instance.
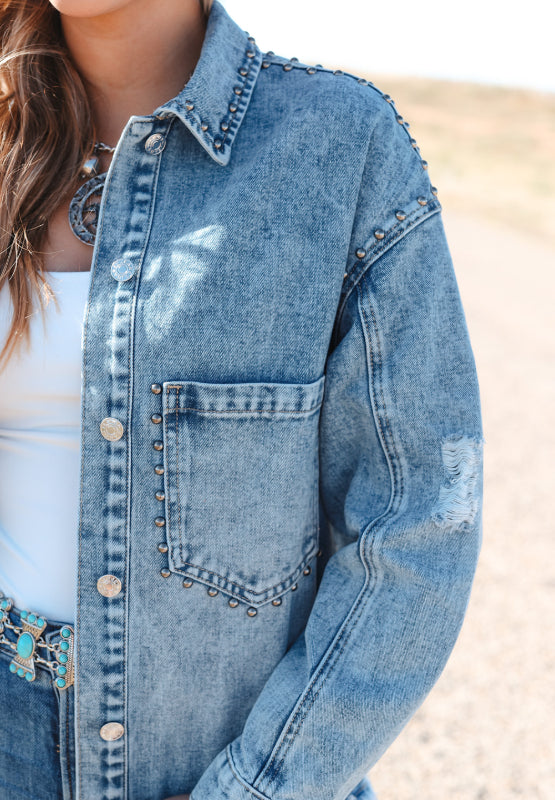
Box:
[0,270,91,624]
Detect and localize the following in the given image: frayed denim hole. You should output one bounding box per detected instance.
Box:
[432,435,483,529]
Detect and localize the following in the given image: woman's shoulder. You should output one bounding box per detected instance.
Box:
[252,50,428,170]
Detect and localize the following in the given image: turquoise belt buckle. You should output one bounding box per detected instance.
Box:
[0,593,75,690]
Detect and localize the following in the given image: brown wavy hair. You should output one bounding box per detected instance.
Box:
[0,0,213,372]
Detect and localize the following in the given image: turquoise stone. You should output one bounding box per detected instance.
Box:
[61,627,71,638]
[56,678,66,688]
[28,613,36,623]
[25,672,33,681]
[59,653,68,663]
[9,662,16,673]
[17,632,35,659]
[37,618,45,627]
[20,609,27,618]
[1,599,8,609]
[60,640,69,651]
[17,667,24,676]
[57,666,67,676]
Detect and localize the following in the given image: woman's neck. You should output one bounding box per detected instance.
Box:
[59,0,207,147]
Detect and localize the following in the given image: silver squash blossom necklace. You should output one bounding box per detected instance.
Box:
[68,141,115,246]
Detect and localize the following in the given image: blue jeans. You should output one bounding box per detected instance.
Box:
[0,607,76,800]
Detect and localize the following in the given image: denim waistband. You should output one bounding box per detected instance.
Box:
[0,591,75,691]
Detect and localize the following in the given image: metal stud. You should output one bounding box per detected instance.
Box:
[239,67,248,77]
[151,413,162,424]
[228,598,239,607]
[155,490,165,502]
[396,115,404,124]
[283,63,293,71]
[183,579,193,588]
[317,549,322,557]
[395,211,407,221]
[291,583,298,591]
[154,516,166,527]
[417,196,428,206]
[421,160,429,170]
[154,464,164,476]
[160,568,171,578]
[374,229,385,240]
[246,50,256,58]
[229,103,238,113]
[431,186,438,196]
[207,588,219,597]
[404,121,411,128]
[200,122,209,132]
[303,566,311,576]
[272,597,282,606]
[247,36,256,43]
[357,78,368,85]
[290,57,299,62]
[220,121,230,131]
[343,272,348,279]
[383,94,392,103]
[185,101,194,111]
[355,247,366,260]
[410,138,418,148]
[266,50,275,57]
[157,542,169,554]
[233,86,243,95]
[246,607,257,617]
[261,61,271,69]
[150,383,162,394]
[214,139,223,150]
[306,67,317,74]
[333,69,343,75]
[153,440,163,451]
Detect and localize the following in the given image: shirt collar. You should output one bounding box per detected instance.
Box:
[153,0,263,167]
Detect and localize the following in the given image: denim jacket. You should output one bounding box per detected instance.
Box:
[67,1,484,799]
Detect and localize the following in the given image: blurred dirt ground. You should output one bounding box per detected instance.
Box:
[345,75,555,800]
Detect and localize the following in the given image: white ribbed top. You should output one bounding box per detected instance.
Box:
[0,270,91,624]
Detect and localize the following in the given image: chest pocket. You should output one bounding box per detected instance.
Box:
[161,375,325,607]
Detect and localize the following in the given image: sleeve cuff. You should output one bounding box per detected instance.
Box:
[190,745,270,800]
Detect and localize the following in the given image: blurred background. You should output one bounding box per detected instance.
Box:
[224,2,554,798]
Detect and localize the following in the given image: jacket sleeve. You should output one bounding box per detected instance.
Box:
[190,94,485,800]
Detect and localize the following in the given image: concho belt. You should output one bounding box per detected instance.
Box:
[0,593,74,691]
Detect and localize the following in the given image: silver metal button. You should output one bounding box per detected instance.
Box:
[144,134,166,155]
[100,418,124,441]
[150,413,162,424]
[111,258,135,282]
[153,440,163,451]
[99,722,124,741]
[160,568,171,578]
[157,542,169,554]
[150,383,162,394]
[154,464,164,475]
[97,575,122,598]
[154,516,166,527]
[155,490,165,502]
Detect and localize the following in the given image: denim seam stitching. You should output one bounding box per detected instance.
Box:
[226,743,272,800]
[165,401,323,415]
[170,542,319,599]
[253,272,403,796]
[340,203,441,319]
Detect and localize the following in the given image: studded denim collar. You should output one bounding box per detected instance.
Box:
[152,0,262,167]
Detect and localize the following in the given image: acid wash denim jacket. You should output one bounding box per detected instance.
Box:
[64,1,485,799]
